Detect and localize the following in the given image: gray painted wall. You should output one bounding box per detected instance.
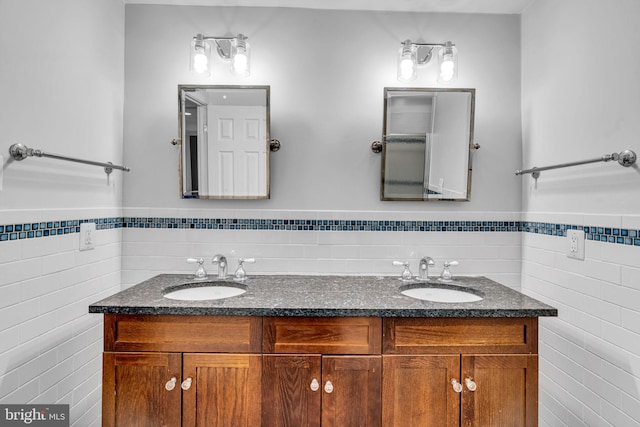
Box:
[123,6,522,212]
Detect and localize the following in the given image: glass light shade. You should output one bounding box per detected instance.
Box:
[231,35,250,77]
[437,42,458,84]
[397,41,417,82]
[190,35,211,77]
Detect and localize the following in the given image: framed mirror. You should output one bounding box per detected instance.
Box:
[178,85,273,199]
[379,87,476,201]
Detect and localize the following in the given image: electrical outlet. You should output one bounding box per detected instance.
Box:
[79,222,96,251]
[567,229,585,260]
[0,155,3,191]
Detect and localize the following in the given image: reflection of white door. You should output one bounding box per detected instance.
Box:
[208,106,267,197]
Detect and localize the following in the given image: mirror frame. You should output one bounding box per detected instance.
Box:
[380,87,476,202]
[177,84,272,200]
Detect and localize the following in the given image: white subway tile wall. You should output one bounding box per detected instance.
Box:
[119,209,523,289]
[0,210,121,427]
[3,208,640,426]
[522,213,640,427]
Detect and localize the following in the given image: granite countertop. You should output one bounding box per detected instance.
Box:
[88,274,557,318]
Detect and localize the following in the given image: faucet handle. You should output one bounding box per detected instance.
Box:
[186,257,207,280]
[392,261,413,281]
[234,258,256,281]
[439,260,459,282]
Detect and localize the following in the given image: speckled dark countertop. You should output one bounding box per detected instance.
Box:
[88,274,557,318]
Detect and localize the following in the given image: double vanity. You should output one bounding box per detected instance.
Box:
[90,274,556,426]
[102,82,550,425]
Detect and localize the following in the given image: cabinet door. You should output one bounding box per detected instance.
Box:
[461,354,538,427]
[182,353,262,427]
[382,355,460,427]
[322,356,382,427]
[262,355,322,427]
[103,352,182,427]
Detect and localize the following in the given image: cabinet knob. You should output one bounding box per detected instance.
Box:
[465,378,477,392]
[451,379,463,393]
[324,380,334,394]
[181,377,193,390]
[165,377,177,391]
[310,378,320,392]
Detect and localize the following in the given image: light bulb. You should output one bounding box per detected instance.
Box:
[440,57,454,81]
[193,51,209,74]
[397,40,417,82]
[233,52,248,75]
[230,34,250,77]
[441,58,454,73]
[190,35,211,77]
[437,42,458,84]
[440,72,454,82]
[400,57,415,80]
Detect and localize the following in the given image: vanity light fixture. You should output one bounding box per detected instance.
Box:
[190,33,251,77]
[397,40,458,84]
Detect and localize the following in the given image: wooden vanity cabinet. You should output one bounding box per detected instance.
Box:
[262,355,381,427]
[103,351,262,427]
[102,315,263,427]
[181,353,262,427]
[460,354,538,427]
[382,317,538,427]
[262,317,382,427]
[103,351,182,427]
[101,315,538,427]
[262,354,321,427]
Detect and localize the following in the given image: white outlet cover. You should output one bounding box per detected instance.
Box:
[79,222,96,251]
[0,155,3,191]
[567,229,585,260]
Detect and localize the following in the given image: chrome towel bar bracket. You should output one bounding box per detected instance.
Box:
[9,143,130,176]
[515,149,636,179]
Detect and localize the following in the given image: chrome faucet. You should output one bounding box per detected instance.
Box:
[211,254,228,279]
[418,257,435,281]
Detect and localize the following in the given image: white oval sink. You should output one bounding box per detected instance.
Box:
[164,283,246,301]
[401,286,483,303]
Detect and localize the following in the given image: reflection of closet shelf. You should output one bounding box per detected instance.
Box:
[385,179,442,195]
[385,134,426,144]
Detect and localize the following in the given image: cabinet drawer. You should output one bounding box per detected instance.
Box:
[383,317,537,354]
[263,317,382,354]
[104,314,262,353]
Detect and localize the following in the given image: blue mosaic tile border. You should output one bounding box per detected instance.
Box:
[0,218,122,242]
[522,221,640,246]
[1,217,639,247]
[121,217,521,232]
